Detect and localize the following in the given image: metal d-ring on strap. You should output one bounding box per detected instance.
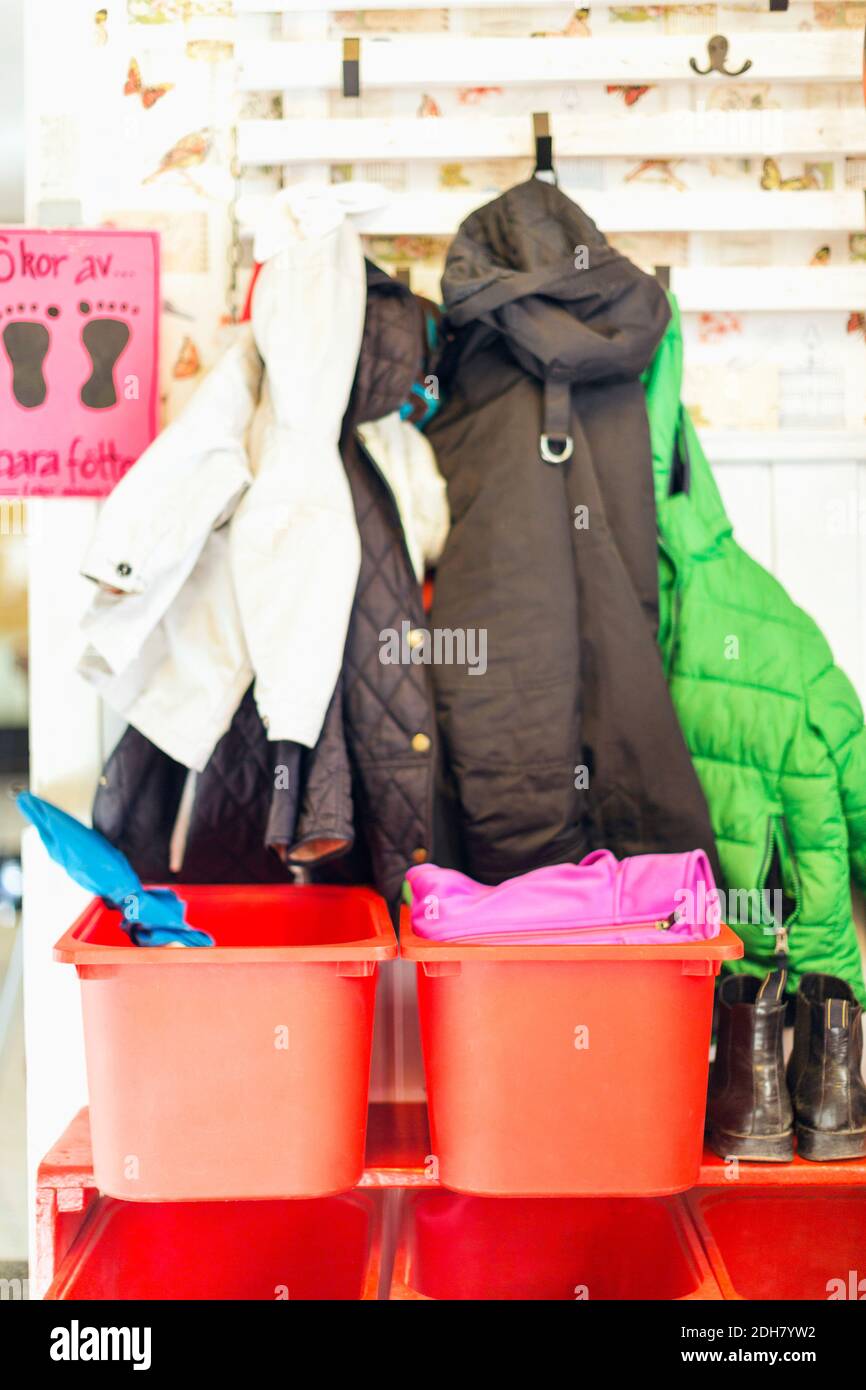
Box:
[540,434,574,463]
[540,377,573,465]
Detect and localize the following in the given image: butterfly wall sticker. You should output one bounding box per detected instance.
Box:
[125,57,174,109]
[606,85,652,107]
[847,311,866,342]
[173,336,201,379]
[760,158,819,192]
[532,7,591,37]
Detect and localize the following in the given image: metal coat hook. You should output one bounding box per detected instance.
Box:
[689,35,752,78]
[533,112,557,185]
[342,37,360,98]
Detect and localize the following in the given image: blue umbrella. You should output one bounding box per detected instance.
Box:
[17,791,214,947]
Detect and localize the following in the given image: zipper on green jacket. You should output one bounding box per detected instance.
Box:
[657,537,682,680]
[757,815,801,965]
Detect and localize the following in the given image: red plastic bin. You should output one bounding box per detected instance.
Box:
[389,1190,722,1300]
[400,917,742,1196]
[45,1191,383,1300]
[54,886,396,1201]
[687,1188,866,1300]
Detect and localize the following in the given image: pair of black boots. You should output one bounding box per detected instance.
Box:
[707,969,866,1162]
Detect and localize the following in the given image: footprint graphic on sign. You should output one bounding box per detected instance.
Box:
[0,302,61,408]
[78,299,138,409]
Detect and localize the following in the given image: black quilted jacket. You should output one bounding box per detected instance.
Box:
[93,264,438,907]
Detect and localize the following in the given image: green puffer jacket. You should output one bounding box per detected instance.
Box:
[644,296,866,1003]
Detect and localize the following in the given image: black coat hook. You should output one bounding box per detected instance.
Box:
[689,35,752,78]
[533,112,556,183]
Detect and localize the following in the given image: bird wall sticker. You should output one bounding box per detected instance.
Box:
[143,129,212,188]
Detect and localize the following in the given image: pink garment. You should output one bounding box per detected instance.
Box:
[406,849,721,944]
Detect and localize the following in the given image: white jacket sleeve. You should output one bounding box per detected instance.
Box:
[79,327,262,679]
[230,211,366,748]
[82,526,254,772]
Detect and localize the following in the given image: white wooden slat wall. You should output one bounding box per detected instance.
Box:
[235,0,769,9]
[236,33,858,89]
[238,189,866,237]
[239,109,866,163]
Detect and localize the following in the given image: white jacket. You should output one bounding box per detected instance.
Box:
[78,190,448,771]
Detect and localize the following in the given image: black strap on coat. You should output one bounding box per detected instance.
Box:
[540,378,573,464]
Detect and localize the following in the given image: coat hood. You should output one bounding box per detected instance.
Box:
[441,179,671,450]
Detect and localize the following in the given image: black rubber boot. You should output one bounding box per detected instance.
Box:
[787,973,866,1161]
[706,969,794,1162]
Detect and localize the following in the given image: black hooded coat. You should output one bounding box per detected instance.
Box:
[425,178,721,884]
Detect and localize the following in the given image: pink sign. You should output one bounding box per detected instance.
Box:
[0,228,159,497]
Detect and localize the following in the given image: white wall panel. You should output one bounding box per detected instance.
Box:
[714,461,775,572]
[23,499,99,1272]
[710,450,866,708]
[772,461,863,696]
